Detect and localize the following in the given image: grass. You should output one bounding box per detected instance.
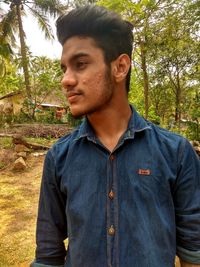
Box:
[0,135,58,265]
[0,155,44,267]
[0,162,6,169]
[0,137,14,149]
[25,137,58,147]
[0,136,57,149]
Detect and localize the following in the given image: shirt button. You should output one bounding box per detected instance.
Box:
[108,225,115,235]
[110,154,115,160]
[108,190,114,199]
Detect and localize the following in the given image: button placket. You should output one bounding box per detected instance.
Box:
[109,154,115,200]
[107,153,117,266]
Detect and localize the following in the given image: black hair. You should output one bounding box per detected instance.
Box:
[56,5,133,92]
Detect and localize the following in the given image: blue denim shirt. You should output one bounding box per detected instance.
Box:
[32,107,200,267]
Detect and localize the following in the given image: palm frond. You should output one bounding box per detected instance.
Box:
[33,0,68,18]
[0,7,18,47]
[27,5,54,40]
[0,43,13,58]
[0,56,6,77]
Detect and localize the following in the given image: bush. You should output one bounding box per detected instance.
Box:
[0,114,13,125]
[35,109,58,124]
[185,121,199,141]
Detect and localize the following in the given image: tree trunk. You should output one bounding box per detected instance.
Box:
[175,72,181,129]
[175,94,180,122]
[12,135,50,150]
[16,3,32,100]
[140,40,149,119]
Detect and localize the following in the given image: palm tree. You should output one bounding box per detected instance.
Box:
[0,0,67,100]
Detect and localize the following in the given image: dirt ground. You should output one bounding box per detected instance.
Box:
[0,152,45,267]
[0,145,181,267]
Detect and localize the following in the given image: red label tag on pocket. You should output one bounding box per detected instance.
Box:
[138,169,151,175]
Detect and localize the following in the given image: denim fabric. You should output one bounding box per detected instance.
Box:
[30,261,63,267]
[33,107,200,267]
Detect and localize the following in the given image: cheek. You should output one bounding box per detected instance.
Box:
[96,74,105,87]
[82,72,104,87]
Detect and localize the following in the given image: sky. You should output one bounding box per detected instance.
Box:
[23,14,62,59]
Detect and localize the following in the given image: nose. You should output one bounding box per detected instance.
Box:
[61,69,77,88]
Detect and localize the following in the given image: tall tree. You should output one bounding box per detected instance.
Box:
[149,0,200,127]
[97,0,174,119]
[97,0,199,130]
[0,0,67,99]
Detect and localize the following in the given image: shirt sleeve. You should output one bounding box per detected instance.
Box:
[33,149,68,266]
[174,139,200,264]
[30,260,64,267]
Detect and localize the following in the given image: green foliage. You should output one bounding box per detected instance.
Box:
[0,114,13,124]
[1,0,67,44]
[67,112,83,127]
[0,57,6,78]
[128,70,144,115]
[99,0,200,140]
[0,59,24,95]
[71,0,97,7]
[1,0,68,100]
[0,137,13,149]
[29,56,62,97]
[0,43,13,60]
[0,0,199,140]
[0,109,32,125]
[26,56,66,119]
[25,136,57,145]
[35,109,58,124]
[184,121,199,141]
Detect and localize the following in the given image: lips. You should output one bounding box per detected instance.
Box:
[67,91,82,103]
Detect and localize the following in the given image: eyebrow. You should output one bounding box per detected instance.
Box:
[60,52,90,69]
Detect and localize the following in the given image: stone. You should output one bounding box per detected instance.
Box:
[15,144,30,153]
[32,151,47,157]
[17,152,27,159]
[193,140,200,146]
[13,157,27,171]
[194,146,200,157]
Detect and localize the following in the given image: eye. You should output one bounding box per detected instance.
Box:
[76,61,88,70]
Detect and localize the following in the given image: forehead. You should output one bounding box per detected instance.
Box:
[61,36,104,62]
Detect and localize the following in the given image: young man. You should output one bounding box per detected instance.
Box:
[31,5,200,267]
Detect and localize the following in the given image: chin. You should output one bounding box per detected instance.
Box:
[71,113,83,120]
[70,107,85,118]
[70,104,99,118]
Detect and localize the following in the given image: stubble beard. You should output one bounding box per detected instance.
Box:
[71,67,114,119]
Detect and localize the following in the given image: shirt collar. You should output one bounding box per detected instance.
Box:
[76,105,151,141]
[126,105,151,136]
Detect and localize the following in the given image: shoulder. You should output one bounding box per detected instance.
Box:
[148,122,186,146]
[146,122,196,162]
[47,124,82,160]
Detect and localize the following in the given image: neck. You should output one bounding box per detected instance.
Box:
[87,98,132,152]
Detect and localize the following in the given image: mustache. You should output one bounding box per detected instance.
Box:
[62,88,83,97]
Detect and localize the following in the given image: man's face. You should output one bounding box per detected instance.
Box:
[61,36,115,117]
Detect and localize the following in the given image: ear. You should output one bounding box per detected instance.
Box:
[111,54,131,83]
